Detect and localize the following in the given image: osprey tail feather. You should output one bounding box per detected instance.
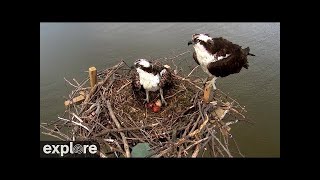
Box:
[243,47,255,56]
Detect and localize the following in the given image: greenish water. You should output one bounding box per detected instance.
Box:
[40,23,280,157]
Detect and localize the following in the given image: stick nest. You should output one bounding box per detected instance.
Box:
[41,52,250,158]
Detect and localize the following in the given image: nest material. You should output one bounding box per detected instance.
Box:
[41,57,250,158]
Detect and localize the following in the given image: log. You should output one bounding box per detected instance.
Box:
[64,94,85,107]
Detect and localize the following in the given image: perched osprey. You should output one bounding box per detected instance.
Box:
[131,59,172,106]
[188,33,255,91]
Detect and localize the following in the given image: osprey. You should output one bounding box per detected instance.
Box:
[188,33,255,91]
[131,59,172,106]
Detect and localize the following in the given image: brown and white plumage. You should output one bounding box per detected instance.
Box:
[131,59,172,106]
[131,69,142,91]
[188,33,255,91]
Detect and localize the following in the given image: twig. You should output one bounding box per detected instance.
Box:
[117,81,131,93]
[94,123,159,137]
[178,146,182,158]
[187,114,209,138]
[58,117,90,132]
[64,77,78,88]
[231,136,244,157]
[216,145,225,157]
[153,50,191,61]
[165,89,185,100]
[41,132,65,141]
[175,75,203,91]
[99,151,107,158]
[189,115,201,135]
[209,130,232,157]
[106,100,131,158]
[187,65,199,77]
[73,78,80,86]
[40,125,70,140]
[79,84,99,114]
[72,113,83,123]
[167,50,191,60]
[182,117,196,138]
[216,88,246,112]
[198,102,205,121]
[184,137,209,152]
[122,123,146,143]
[230,108,246,119]
[152,145,174,158]
[103,140,126,156]
[211,137,216,157]
[191,144,200,158]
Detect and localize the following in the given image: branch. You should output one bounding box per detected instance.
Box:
[106,100,131,158]
[191,144,200,158]
[174,75,203,91]
[184,137,208,153]
[41,132,66,141]
[117,81,131,93]
[164,89,185,100]
[209,130,233,157]
[187,65,199,77]
[93,123,159,137]
[64,77,78,88]
[40,125,70,140]
[58,116,90,132]
[72,113,83,123]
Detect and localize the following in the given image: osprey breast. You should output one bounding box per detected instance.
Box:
[136,68,160,92]
[194,44,215,76]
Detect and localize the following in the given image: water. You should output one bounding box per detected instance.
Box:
[40,23,280,157]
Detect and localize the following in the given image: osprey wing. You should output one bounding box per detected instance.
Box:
[131,69,142,91]
[159,68,172,88]
[192,52,200,65]
[207,45,249,77]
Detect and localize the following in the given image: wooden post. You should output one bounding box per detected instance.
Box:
[203,84,212,103]
[89,67,97,89]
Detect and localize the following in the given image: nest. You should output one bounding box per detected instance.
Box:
[41,52,251,158]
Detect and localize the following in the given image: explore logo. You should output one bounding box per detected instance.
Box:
[40,141,100,158]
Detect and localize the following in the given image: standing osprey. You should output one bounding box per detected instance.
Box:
[187,33,255,91]
[131,59,172,106]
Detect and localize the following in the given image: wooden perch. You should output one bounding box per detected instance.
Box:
[89,67,97,88]
[203,84,212,103]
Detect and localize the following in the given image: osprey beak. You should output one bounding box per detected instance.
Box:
[187,40,193,46]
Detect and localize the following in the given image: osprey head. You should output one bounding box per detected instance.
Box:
[134,59,152,69]
[188,33,212,46]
